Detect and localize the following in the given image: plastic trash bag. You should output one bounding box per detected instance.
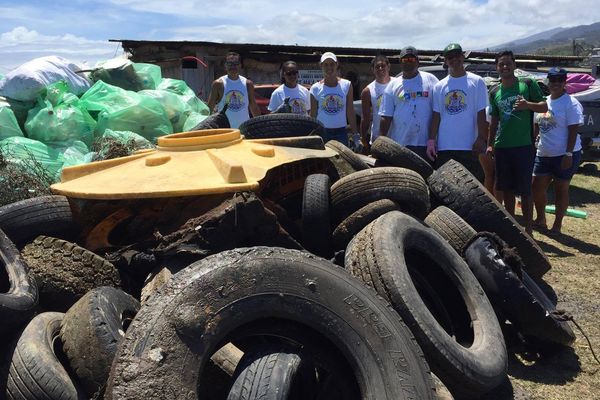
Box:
[133,63,162,90]
[139,89,188,132]
[0,56,91,101]
[91,58,144,92]
[91,129,154,161]
[157,78,209,115]
[0,106,24,140]
[0,136,64,181]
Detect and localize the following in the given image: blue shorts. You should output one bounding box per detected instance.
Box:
[322,127,348,147]
[533,151,581,181]
[494,145,535,196]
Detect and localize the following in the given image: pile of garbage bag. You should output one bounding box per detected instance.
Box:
[0,56,210,184]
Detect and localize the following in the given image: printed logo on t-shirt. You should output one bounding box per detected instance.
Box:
[376,94,384,110]
[321,94,344,115]
[496,95,520,122]
[224,90,246,111]
[290,98,307,114]
[536,111,557,134]
[444,90,467,114]
[398,91,429,101]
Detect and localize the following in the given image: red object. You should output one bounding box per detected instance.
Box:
[254,84,279,115]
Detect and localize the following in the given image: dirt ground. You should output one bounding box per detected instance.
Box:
[482,160,600,400]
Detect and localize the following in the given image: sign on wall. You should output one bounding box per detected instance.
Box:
[298,70,323,85]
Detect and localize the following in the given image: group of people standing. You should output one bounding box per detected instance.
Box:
[206,47,584,236]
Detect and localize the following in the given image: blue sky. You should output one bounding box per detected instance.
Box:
[1,0,599,73]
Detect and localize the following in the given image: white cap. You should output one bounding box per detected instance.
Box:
[320,52,338,63]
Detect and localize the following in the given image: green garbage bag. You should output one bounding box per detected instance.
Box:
[44,80,79,107]
[139,89,189,132]
[52,140,92,171]
[182,112,209,132]
[157,78,209,115]
[79,80,137,116]
[25,98,96,147]
[91,59,144,92]
[0,96,36,132]
[0,107,24,140]
[133,63,162,90]
[0,136,64,181]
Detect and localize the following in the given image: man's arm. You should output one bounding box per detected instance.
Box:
[359,87,372,148]
[513,98,548,113]
[473,109,488,153]
[207,79,223,113]
[427,111,440,161]
[379,116,392,137]
[487,115,499,155]
[561,123,579,169]
[246,80,261,117]
[310,93,318,119]
[346,85,358,134]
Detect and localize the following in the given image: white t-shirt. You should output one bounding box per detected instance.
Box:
[216,75,249,129]
[267,84,310,114]
[310,79,351,129]
[432,72,488,151]
[367,78,394,143]
[535,93,583,157]
[379,72,439,146]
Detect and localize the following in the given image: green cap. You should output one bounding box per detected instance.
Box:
[443,43,463,56]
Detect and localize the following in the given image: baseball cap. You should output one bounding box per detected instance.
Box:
[400,46,418,59]
[320,52,338,63]
[547,67,567,78]
[443,43,463,56]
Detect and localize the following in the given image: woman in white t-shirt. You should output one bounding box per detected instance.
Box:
[309,52,359,146]
[532,68,584,233]
[268,61,310,115]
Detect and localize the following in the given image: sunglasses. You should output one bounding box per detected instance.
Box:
[445,52,462,60]
[374,64,389,70]
[225,61,240,66]
[548,76,566,83]
[401,56,417,63]
[284,70,299,76]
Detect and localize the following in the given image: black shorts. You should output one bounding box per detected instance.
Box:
[494,145,535,196]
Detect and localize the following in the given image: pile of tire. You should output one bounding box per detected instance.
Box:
[0,133,576,400]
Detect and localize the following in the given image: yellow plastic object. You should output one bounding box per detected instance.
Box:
[51,129,335,200]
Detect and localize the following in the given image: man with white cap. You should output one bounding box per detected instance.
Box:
[379,46,439,161]
[310,52,358,146]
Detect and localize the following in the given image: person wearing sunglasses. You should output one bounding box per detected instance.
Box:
[207,51,260,128]
[532,67,583,234]
[428,43,488,182]
[487,50,547,234]
[267,60,310,115]
[310,52,358,146]
[378,47,439,162]
[359,54,394,153]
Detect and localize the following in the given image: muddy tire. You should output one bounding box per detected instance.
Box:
[425,206,477,255]
[331,199,401,251]
[21,236,121,311]
[325,140,370,172]
[106,247,436,400]
[302,174,331,257]
[345,211,507,399]
[240,114,323,139]
[330,167,429,224]
[371,136,434,178]
[0,196,74,246]
[0,229,38,335]
[6,312,86,400]
[227,346,316,400]
[427,159,551,278]
[464,235,575,347]
[60,287,140,397]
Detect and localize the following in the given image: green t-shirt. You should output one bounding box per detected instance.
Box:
[489,78,544,148]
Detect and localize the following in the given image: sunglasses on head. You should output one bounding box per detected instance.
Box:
[284,70,299,76]
[401,56,417,63]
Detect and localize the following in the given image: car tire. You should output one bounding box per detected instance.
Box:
[106,247,436,400]
[325,140,370,172]
[371,136,434,179]
[330,167,429,225]
[345,211,507,399]
[424,206,477,255]
[302,174,331,257]
[427,159,551,278]
[60,286,140,397]
[240,114,324,139]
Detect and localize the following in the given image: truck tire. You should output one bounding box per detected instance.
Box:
[427,159,551,278]
[21,236,121,311]
[6,312,86,400]
[325,140,370,172]
[240,114,324,139]
[371,136,434,178]
[330,167,429,224]
[106,247,436,400]
[0,196,74,246]
[424,206,477,255]
[302,174,331,257]
[345,211,507,399]
[60,287,140,397]
[0,229,38,335]
[464,235,575,347]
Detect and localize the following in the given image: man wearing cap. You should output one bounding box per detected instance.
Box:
[427,43,488,180]
[379,46,439,161]
[488,50,547,234]
[532,67,583,233]
[207,51,261,128]
[310,52,359,146]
